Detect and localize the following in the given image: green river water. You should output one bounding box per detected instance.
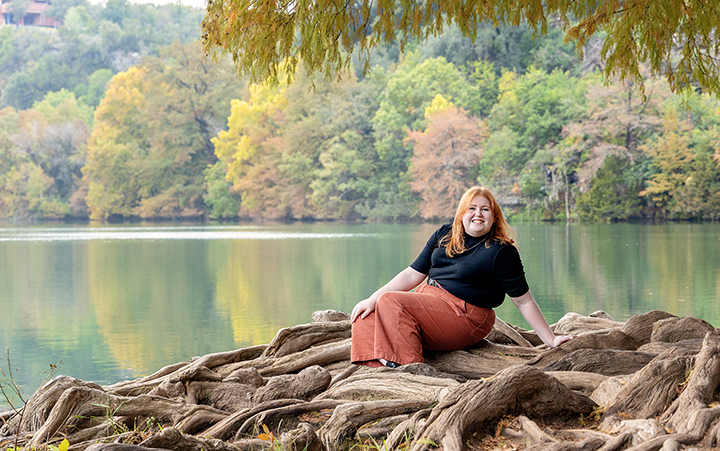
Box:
[1,222,718,409]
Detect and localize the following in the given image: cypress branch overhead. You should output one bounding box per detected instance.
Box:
[201,0,720,97]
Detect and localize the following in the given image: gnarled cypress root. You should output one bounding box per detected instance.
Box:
[661,330,720,434]
[318,399,434,450]
[410,365,597,451]
[9,310,720,451]
[601,347,695,421]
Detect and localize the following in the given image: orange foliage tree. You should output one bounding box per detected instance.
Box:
[407,102,488,219]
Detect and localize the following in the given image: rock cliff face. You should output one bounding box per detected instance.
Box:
[2,309,720,451]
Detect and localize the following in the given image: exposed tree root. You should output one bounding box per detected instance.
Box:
[4,309,720,451]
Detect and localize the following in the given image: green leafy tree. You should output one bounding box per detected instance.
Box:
[308,130,374,219]
[0,107,20,178]
[30,91,91,205]
[576,154,645,222]
[0,97,89,220]
[283,73,378,220]
[0,27,23,80]
[466,60,500,118]
[33,88,93,125]
[1,162,67,219]
[489,67,586,170]
[101,0,131,25]
[78,69,114,108]
[3,58,82,110]
[416,22,576,76]
[47,0,89,20]
[479,66,586,207]
[203,161,240,219]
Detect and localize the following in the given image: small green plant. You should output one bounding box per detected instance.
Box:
[351,427,428,451]
[142,416,162,433]
[88,398,129,435]
[414,437,440,447]
[350,435,391,451]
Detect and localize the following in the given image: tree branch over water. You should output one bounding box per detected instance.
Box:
[201,0,720,97]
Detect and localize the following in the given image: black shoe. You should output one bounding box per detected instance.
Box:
[384,360,399,368]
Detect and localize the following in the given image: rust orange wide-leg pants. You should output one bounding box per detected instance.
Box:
[351,282,496,367]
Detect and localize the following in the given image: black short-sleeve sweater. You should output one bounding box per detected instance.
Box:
[410,223,529,308]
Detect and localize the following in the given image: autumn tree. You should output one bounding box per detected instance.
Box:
[641,97,720,220]
[83,66,146,219]
[407,96,488,219]
[201,0,720,98]
[212,69,380,220]
[83,43,242,220]
[211,81,289,219]
[289,73,379,220]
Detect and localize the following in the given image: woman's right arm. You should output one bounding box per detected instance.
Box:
[350,266,427,322]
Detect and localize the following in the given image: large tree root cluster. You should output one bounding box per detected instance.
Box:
[2,309,720,450]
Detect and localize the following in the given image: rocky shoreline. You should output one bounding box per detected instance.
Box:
[2,309,719,451]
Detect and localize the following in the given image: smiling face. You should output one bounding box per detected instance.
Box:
[461,195,494,237]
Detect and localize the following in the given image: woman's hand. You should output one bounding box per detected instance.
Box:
[549,335,576,348]
[350,267,425,323]
[351,298,377,322]
[511,291,577,348]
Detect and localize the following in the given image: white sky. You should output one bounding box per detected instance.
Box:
[104,0,208,10]
[144,0,207,9]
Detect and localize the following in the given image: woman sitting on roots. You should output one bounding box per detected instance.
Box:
[350,186,575,368]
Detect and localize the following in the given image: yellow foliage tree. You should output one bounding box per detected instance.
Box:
[83,67,148,220]
[641,110,693,211]
[212,83,288,183]
[211,83,289,217]
[423,94,454,120]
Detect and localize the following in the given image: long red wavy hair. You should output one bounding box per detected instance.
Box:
[440,186,515,257]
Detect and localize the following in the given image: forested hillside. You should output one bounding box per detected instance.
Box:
[1,5,719,222]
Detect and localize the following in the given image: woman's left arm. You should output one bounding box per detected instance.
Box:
[510,291,575,348]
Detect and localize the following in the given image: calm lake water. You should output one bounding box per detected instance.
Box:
[1,222,719,409]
